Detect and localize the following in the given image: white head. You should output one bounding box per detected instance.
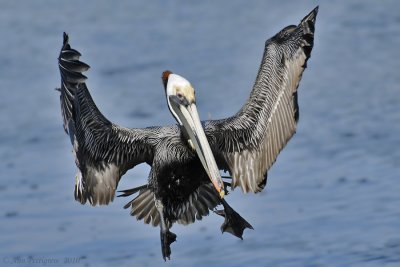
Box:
[162,71,196,125]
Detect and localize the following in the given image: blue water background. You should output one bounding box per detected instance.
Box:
[1,1,399,266]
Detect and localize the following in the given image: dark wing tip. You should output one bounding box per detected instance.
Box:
[59,32,90,84]
[59,32,82,60]
[300,7,318,60]
[301,6,318,34]
[302,6,319,24]
[63,32,69,45]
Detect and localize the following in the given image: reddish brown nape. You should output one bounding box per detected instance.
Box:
[162,70,173,89]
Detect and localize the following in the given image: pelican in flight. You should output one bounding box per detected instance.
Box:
[57,7,318,260]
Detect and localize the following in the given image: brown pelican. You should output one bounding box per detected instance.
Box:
[57,7,318,260]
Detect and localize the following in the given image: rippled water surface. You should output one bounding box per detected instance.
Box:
[1,1,399,266]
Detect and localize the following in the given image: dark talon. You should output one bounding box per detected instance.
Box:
[219,199,253,239]
[160,230,177,261]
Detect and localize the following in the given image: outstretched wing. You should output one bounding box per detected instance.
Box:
[58,33,156,206]
[205,7,318,193]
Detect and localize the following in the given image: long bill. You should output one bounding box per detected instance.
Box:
[170,97,225,199]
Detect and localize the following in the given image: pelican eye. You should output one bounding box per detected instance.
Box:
[176,92,190,106]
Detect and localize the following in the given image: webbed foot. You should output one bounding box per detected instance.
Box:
[216,199,253,239]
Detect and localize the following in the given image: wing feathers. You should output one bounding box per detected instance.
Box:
[58,33,155,206]
[206,7,318,193]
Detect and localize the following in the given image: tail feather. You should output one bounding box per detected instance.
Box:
[118,184,148,197]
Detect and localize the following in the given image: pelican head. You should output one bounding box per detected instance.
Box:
[162,70,225,198]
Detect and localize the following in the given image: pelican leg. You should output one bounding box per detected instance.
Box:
[155,199,176,261]
[222,175,232,193]
[215,199,253,239]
